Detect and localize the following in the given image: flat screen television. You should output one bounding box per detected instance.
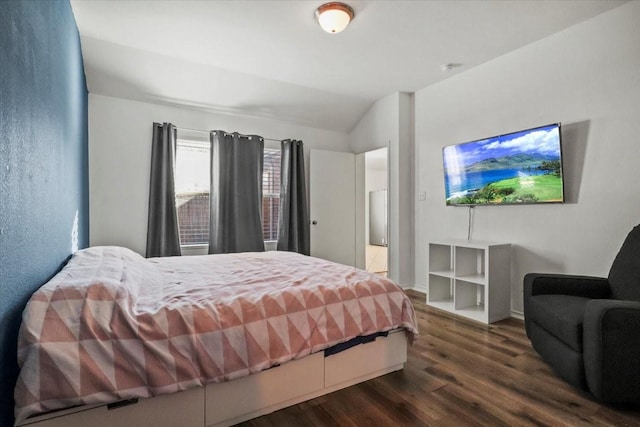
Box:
[443,123,564,206]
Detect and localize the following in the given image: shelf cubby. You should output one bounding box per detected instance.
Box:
[454,279,484,310]
[428,243,453,277]
[428,274,453,302]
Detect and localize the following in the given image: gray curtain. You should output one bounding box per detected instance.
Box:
[146,122,181,257]
[277,139,310,255]
[209,131,265,253]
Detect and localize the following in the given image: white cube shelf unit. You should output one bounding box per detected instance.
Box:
[427,240,511,324]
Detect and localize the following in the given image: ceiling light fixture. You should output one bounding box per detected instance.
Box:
[315,2,354,34]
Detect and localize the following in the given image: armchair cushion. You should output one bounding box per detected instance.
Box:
[528,295,590,352]
[523,273,609,337]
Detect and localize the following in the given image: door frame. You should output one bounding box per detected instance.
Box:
[355,145,390,273]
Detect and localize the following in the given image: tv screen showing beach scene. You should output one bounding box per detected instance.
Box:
[443,123,564,206]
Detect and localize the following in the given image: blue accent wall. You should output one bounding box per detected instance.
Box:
[0,1,88,424]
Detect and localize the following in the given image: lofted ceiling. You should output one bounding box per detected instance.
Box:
[71,0,627,133]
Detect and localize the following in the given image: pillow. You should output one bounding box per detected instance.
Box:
[42,246,163,302]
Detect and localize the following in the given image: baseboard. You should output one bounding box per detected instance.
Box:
[510,310,524,320]
[402,284,427,293]
[413,284,428,294]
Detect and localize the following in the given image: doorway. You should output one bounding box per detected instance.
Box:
[364,147,388,276]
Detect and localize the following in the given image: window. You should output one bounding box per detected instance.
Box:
[174,139,281,246]
[262,148,281,241]
[175,140,210,245]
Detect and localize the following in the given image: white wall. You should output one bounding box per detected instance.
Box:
[89,94,351,255]
[415,2,640,313]
[350,92,415,286]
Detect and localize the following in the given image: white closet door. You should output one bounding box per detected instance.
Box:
[309,149,355,266]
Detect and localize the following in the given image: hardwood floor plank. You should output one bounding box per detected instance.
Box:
[237,290,640,426]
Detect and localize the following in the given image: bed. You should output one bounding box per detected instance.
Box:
[14,246,418,426]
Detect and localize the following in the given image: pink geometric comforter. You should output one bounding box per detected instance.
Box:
[14,246,418,423]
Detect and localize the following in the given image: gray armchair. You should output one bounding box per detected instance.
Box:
[523,224,640,403]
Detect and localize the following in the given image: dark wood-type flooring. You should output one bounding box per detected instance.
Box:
[240,289,640,426]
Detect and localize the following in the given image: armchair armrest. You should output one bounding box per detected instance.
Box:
[583,300,640,403]
[524,273,611,299]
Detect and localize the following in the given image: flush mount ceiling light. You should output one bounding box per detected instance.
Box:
[315,2,354,34]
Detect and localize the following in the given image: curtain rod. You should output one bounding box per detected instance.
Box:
[176,126,282,142]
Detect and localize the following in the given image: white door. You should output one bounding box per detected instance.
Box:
[310,149,355,266]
